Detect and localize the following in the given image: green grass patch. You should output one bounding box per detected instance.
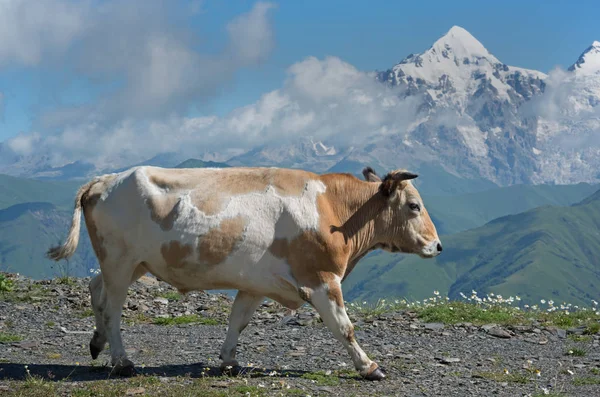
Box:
[0,332,23,343]
[45,321,55,327]
[300,371,340,386]
[153,315,220,326]
[573,377,600,386]
[77,308,94,318]
[416,302,521,325]
[567,348,587,357]
[124,312,153,326]
[590,368,600,375]
[584,323,600,334]
[0,273,15,292]
[157,291,182,301]
[472,371,529,384]
[9,374,279,397]
[568,334,592,342]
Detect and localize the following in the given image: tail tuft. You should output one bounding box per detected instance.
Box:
[46,179,96,262]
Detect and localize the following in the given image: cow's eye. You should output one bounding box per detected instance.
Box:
[409,203,421,212]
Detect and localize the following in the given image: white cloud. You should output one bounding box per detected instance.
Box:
[0,0,277,128]
[0,2,423,172]
[6,132,41,155]
[3,56,422,169]
[0,0,87,66]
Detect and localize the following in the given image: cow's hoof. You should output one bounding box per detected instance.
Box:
[111,360,137,377]
[221,365,243,376]
[90,342,102,360]
[364,367,386,381]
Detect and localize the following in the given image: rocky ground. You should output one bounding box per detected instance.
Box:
[1,274,600,396]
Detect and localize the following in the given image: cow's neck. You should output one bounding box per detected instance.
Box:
[321,175,386,264]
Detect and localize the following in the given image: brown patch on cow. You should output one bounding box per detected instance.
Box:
[190,190,225,216]
[366,362,379,375]
[161,241,193,268]
[145,166,320,201]
[146,195,180,231]
[345,324,356,344]
[327,282,344,308]
[146,167,271,195]
[269,238,290,259]
[270,169,317,196]
[198,216,246,265]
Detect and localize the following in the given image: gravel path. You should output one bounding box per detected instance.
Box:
[1,275,600,396]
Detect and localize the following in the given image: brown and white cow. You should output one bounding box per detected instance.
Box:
[47,165,442,381]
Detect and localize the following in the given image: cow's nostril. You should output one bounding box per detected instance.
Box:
[436,243,443,252]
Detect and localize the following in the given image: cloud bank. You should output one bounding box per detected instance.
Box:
[0,0,422,170]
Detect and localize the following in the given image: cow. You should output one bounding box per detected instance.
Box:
[47,165,442,381]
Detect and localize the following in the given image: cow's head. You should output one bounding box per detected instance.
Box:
[363,167,442,258]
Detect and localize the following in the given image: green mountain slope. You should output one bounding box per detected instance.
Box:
[0,202,96,279]
[426,182,600,235]
[344,189,600,307]
[0,174,81,210]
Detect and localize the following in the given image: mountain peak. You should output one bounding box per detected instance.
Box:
[430,25,494,61]
[568,40,600,74]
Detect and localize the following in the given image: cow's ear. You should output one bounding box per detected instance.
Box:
[362,167,381,182]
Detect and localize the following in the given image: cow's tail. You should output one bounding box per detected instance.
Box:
[46,178,98,261]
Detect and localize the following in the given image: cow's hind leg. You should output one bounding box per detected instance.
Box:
[94,260,140,376]
[89,273,107,360]
[219,291,263,373]
[309,277,385,381]
[89,264,147,361]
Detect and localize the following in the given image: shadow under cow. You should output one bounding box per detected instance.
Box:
[0,362,312,382]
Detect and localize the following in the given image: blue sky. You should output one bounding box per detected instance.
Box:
[0,0,598,143]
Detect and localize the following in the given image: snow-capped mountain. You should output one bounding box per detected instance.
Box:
[2,26,600,187]
[345,26,600,185]
[569,41,600,75]
[227,137,346,170]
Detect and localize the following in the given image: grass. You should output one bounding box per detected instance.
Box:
[0,332,23,343]
[300,371,340,386]
[416,301,519,325]
[0,273,15,292]
[124,312,153,326]
[568,334,592,342]
[591,368,600,375]
[584,323,600,334]
[77,308,95,318]
[6,374,285,397]
[472,371,529,384]
[153,314,221,326]
[346,291,600,329]
[566,348,587,357]
[157,291,182,301]
[573,377,600,386]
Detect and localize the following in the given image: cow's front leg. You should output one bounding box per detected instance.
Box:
[309,275,385,381]
[219,291,263,372]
